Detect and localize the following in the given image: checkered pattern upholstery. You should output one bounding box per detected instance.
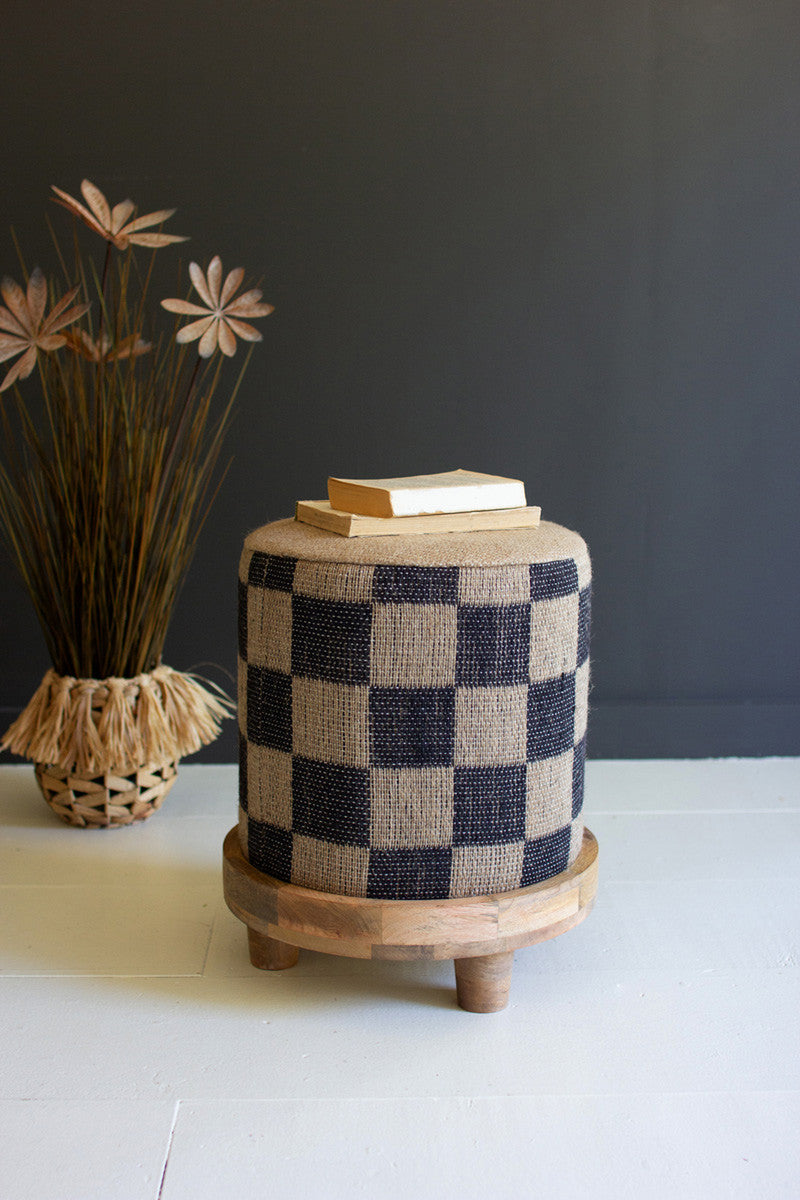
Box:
[238,530,590,900]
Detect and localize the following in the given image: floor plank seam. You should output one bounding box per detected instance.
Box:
[156,1099,181,1200]
[0,972,208,980]
[142,1087,800,1105]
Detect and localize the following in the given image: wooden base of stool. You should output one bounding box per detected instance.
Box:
[223,827,598,1013]
[247,927,300,971]
[454,951,515,1013]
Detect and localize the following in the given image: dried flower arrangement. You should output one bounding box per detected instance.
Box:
[0,179,273,824]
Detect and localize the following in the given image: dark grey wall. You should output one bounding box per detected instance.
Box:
[1,1,798,760]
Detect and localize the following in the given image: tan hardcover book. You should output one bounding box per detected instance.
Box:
[327,469,527,518]
[295,500,541,538]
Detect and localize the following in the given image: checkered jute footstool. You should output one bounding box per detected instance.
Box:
[223,517,598,1011]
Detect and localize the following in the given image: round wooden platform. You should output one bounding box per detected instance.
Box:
[222,826,598,1012]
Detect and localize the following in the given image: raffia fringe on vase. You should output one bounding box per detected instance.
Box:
[1,665,233,828]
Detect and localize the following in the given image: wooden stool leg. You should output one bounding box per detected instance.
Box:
[454,951,514,1012]
[247,927,299,970]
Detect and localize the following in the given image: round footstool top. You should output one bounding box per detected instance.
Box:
[243,516,589,569]
[238,517,591,901]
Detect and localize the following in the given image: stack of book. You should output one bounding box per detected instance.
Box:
[295,469,541,537]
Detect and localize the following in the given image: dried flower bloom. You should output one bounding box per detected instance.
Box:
[161,256,274,357]
[51,179,187,250]
[65,329,151,363]
[0,269,90,392]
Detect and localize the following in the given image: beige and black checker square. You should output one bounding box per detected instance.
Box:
[370,766,455,849]
[291,835,370,896]
[457,564,531,606]
[525,749,574,839]
[293,560,375,603]
[569,818,584,864]
[246,745,293,829]
[574,660,590,744]
[292,678,370,767]
[370,603,458,687]
[454,684,528,767]
[451,841,525,897]
[529,592,579,682]
[246,587,292,673]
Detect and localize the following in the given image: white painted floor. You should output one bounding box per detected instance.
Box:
[1,757,798,1200]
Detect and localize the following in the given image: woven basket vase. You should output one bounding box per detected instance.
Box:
[238,518,591,901]
[34,759,178,828]
[30,673,179,828]
[3,666,230,828]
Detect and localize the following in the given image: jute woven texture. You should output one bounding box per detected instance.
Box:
[34,761,178,827]
[238,519,591,900]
